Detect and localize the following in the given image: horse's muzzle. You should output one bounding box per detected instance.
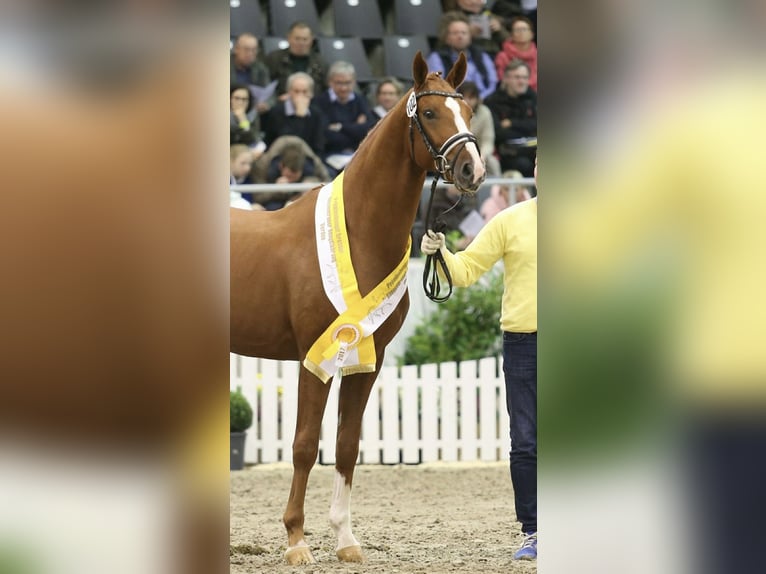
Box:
[453,156,487,194]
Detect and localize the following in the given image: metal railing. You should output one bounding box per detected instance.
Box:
[230,177,536,195]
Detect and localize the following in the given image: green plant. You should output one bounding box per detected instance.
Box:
[444,230,464,253]
[230,389,253,432]
[399,267,504,365]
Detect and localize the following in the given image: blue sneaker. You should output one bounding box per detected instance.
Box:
[513,532,537,560]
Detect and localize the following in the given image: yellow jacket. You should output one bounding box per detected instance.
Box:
[442,198,537,333]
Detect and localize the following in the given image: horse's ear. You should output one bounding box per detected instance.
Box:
[445,51,468,89]
[412,51,428,89]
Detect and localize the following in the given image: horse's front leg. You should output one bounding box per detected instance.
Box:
[283,367,332,565]
[330,370,378,563]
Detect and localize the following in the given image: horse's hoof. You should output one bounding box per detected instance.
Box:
[336,544,364,563]
[285,545,315,565]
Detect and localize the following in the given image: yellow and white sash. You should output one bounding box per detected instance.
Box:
[304,172,411,383]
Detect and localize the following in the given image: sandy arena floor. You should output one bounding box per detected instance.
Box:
[231,461,537,573]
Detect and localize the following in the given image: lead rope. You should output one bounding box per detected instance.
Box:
[422,176,463,303]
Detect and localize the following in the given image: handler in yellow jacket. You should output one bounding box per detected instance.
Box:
[421,157,537,561]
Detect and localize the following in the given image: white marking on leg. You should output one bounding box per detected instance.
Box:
[328,471,360,550]
[286,539,309,552]
[445,97,486,183]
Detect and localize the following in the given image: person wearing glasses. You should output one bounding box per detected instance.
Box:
[484,60,537,176]
[230,33,272,114]
[494,16,538,92]
[230,83,263,152]
[371,77,404,122]
[313,61,374,175]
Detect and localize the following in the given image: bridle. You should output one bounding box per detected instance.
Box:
[408,87,482,303]
[408,89,479,188]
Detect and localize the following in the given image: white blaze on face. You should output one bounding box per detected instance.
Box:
[444,96,486,183]
[328,471,360,550]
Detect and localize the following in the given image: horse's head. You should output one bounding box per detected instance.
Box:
[408,51,486,194]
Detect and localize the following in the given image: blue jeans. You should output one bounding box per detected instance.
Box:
[687,416,766,574]
[503,331,537,534]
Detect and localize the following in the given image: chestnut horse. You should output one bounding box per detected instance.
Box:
[230,52,485,564]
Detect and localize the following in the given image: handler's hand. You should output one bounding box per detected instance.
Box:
[420,230,446,255]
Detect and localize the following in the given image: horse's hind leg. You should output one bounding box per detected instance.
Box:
[330,370,379,563]
[283,367,332,565]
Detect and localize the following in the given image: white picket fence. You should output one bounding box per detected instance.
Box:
[230,354,510,465]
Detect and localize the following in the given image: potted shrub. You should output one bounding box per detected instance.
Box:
[230,389,253,470]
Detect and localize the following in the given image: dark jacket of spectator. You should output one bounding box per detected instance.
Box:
[264,49,328,97]
[489,0,526,22]
[484,86,537,145]
[427,47,498,101]
[261,100,327,154]
[230,53,271,88]
[312,90,375,156]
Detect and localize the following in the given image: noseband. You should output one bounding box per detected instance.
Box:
[408,89,479,185]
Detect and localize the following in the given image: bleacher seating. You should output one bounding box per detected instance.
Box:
[234,2,442,87]
[393,0,442,38]
[382,35,431,80]
[268,0,322,38]
[317,37,375,84]
[260,36,289,55]
[230,0,268,39]
[333,0,386,39]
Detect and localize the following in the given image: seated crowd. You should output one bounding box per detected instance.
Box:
[230,1,536,248]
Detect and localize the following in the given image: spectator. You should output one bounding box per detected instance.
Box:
[488,0,526,24]
[249,135,330,210]
[371,77,404,122]
[258,144,313,210]
[484,60,537,176]
[230,33,272,113]
[507,169,534,203]
[261,72,327,155]
[266,144,314,185]
[427,12,498,100]
[251,136,330,183]
[457,81,501,177]
[480,169,531,223]
[230,145,264,210]
[313,61,375,174]
[494,16,538,92]
[230,191,252,210]
[230,144,253,185]
[230,84,266,155]
[424,183,480,251]
[263,21,328,98]
[442,0,510,56]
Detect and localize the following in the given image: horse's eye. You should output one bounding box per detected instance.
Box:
[423,110,435,119]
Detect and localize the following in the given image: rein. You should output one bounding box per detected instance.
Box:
[421,176,455,303]
[408,88,478,303]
